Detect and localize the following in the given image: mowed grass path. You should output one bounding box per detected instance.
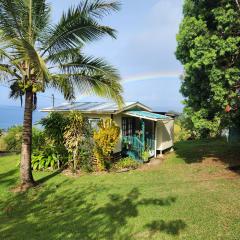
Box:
[0,140,240,240]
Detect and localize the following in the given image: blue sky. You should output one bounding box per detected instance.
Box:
[0,0,184,112]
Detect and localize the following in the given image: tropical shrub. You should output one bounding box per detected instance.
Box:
[142,151,151,162]
[2,125,45,153]
[93,119,120,171]
[63,111,93,171]
[36,112,94,172]
[3,126,23,152]
[78,148,94,172]
[32,128,46,152]
[39,112,69,155]
[176,111,221,140]
[174,117,192,141]
[32,141,69,171]
[112,157,141,171]
[32,152,60,171]
[31,113,69,171]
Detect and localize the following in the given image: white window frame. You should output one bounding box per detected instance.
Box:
[88,118,101,130]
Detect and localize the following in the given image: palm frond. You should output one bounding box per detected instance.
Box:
[49,74,75,101]
[11,38,50,81]
[42,0,118,56]
[0,0,28,39]
[46,48,82,65]
[31,0,51,42]
[77,0,121,19]
[0,0,123,107]
[0,0,50,44]
[0,62,21,83]
[58,55,123,106]
[9,81,24,99]
[70,73,123,106]
[0,47,12,62]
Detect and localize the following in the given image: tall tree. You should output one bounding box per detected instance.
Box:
[176,0,240,138]
[0,0,123,189]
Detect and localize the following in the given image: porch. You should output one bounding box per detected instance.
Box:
[122,116,156,161]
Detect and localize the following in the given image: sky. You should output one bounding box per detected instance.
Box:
[0,0,184,112]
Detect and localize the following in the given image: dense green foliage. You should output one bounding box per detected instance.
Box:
[34,114,124,173]
[142,151,151,162]
[173,119,190,142]
[33,114,68,170]
[112,157,141,171]
[0,139,240,239]
[32,153,59,171]
[2,116,135,173]
[176,0,240,138]
[3,126,23,152]
[37,112,94,172]
[2,126,43,153]
[39,112,69,155]
[63,111,93,171]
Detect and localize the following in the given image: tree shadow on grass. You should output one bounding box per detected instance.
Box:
[0,169,18,187]
[174,140,240,174]
[36,169,64,185]
[0,167,63,190]
[0,181,186,239]
[145,219,187,237]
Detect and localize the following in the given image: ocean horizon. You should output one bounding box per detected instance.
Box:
[0,105,47,130]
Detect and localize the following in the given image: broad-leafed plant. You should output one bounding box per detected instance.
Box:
[0,0,123,189]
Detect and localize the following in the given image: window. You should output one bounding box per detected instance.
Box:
[122,118,134,136]
[123,118,127,136]
[89,118,100,130]
[128,119,133,135]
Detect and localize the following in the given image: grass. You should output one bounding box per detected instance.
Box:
[0,139,240,239]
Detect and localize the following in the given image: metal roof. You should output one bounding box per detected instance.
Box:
[41,102,152,114]
[125,111,171,121]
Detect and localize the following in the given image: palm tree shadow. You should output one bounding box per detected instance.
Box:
[0,169,18,187]
[0,185,187,239]
[145,219,187,237]
[36,169,63,185]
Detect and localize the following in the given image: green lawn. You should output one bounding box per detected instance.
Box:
[0,140,240,240]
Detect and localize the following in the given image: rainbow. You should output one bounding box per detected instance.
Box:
[75,71,183,101]
[122,71,182,83]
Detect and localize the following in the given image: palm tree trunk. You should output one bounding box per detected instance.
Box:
[20,89,35,188]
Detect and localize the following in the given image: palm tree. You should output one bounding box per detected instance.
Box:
[0,0,123,189]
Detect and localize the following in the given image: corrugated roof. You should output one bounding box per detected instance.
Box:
[41,102,148,113]
[125,111,171,121]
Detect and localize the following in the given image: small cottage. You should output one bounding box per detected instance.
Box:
[41,102,174,160]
